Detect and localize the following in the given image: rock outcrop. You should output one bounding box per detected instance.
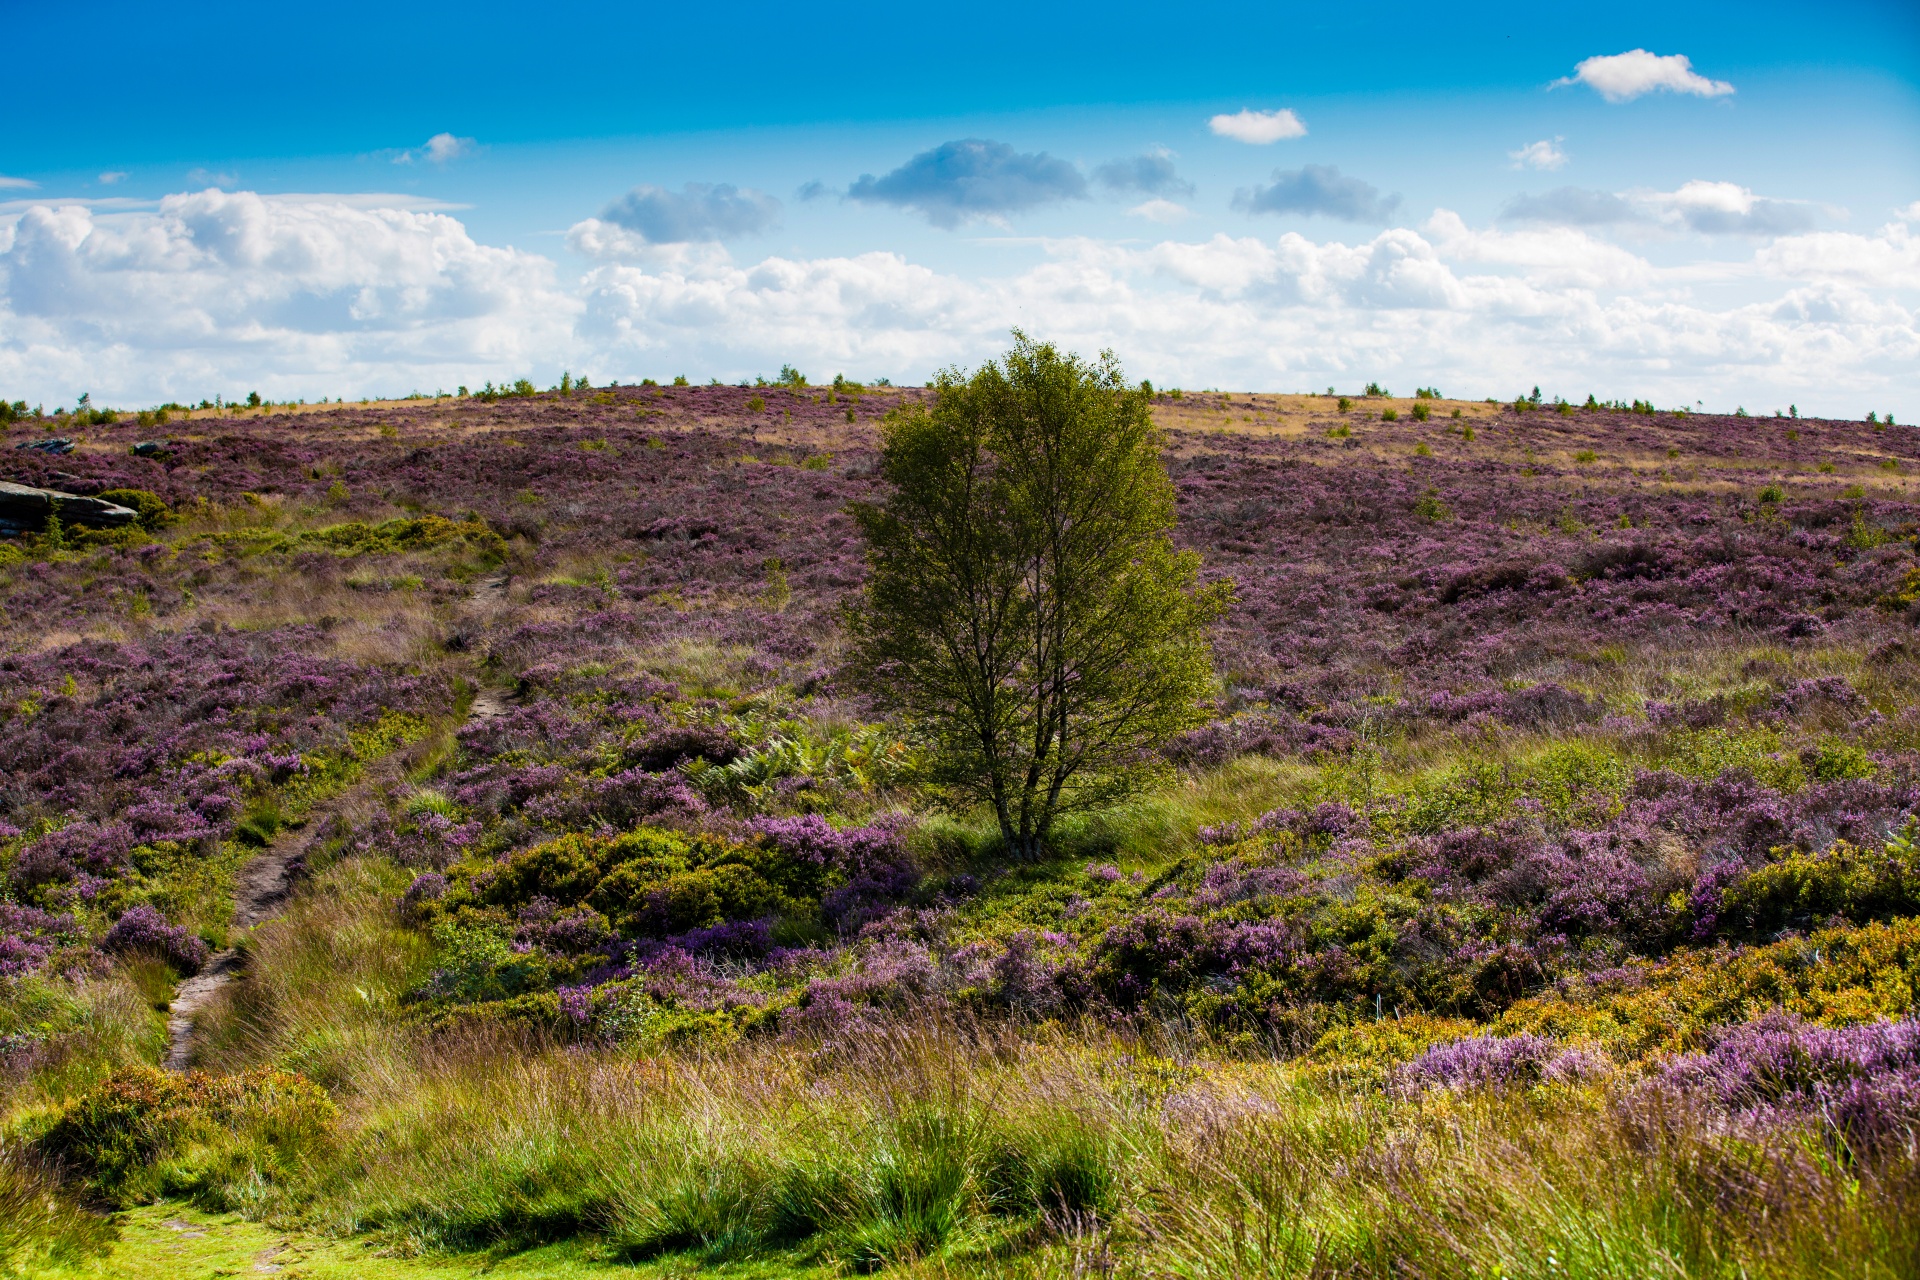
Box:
[0,481,139,534]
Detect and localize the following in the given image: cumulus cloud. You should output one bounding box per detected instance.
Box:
[847,139,1086,227]
[1234,166,1399,223]
[598,183,782,244]
[1208,109,1307,144]
[1648,180,1816,235]
[1556,50,1735,103]
[4,186,1915,417]
[1503,180,1816,236]
[573,223,1916,415]
[1509,138,1567,171]
[1094,150,1193,198]
[0,189,572,400]
[1755,220,1920,290]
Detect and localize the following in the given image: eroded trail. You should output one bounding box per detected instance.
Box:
[163,574,514,1071]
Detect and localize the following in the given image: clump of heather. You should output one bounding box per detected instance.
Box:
[98,905,208,975]
[0,903,84,976]
[1646,1014,1920,1154]
[1395,1032,1606,1094]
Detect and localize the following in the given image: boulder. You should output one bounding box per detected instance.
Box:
[0,481,139,534]
[131,440,168,457]
[14,437,75,455]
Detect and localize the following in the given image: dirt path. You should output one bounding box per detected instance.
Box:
[163,775,382,1070]
[163,574,515,1071]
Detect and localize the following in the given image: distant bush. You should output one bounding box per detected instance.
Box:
[1410,402,1430,421]
[776,365,808,388]
[302,515,504,561]
[1382,408,1399,422]
[1414,387,1440,399]
[1337,397,1353,413]
[474,379,538,402]
[1364,381,1388,397]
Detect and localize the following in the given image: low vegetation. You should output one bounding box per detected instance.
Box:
[2,353,1918,1276]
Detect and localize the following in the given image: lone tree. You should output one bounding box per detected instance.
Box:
[850,333,1232,857]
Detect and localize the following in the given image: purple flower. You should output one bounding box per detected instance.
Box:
[98,905,210,974]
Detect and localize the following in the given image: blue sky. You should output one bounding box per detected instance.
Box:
[2,0,1917,414]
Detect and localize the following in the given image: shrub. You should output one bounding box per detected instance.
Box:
[1716,830,1920,936]
[1411,402,1430,422]
[99,905,209,975]
[1382,409,1399,423]
[94,490,171,530]
[37,1066,338,1203]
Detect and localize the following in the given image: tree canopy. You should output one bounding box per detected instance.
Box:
[850,333,1231,857]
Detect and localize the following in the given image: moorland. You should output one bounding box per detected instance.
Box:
[2,366,1919,1278]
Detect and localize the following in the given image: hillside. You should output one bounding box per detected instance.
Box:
[4,381,1919,1277]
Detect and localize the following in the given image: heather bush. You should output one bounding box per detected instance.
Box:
[98,905,209,975]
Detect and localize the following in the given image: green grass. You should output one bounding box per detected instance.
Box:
[35,1202,825,1279]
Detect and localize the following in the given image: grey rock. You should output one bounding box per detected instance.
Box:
[132,440,169,457]
[14,437,75,455]
[0,481,138,532]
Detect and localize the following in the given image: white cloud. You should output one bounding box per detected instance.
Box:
[392,133,478,165]
[1508,138,1567,171]
[2,187,1915,418]
[425,133,474,164]
[1755,220,1920,289]
[1208,109,1307,144]
[1556,50,1735,102]
[1127,199,1191,225]
[98,172,128,185]
[1897,200,1920,223]
[0,174,39,190]
[1503,180,1819,237]
[0,189,572,400]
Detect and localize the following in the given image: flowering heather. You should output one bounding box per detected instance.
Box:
[1647,1014,1920,1153]
[0,903,83,976]
[97,905,209,975]
[1395,1031,1607,1093]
